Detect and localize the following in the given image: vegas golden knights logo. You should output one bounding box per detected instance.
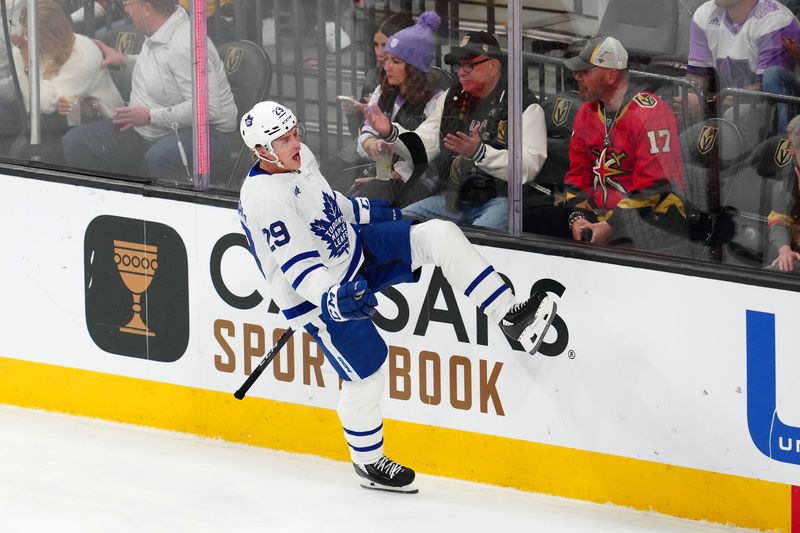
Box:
[774,138,792,167]
[496,120,507,144]
[224,47,244,75]
[632,93,657,108]
[697,125,719,155]
[552,98,572,127]
[114,32,138,55]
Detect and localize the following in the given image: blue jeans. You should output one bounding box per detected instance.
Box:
[62,119,231,181]
[402,193,508,230]
[762,65,800,133]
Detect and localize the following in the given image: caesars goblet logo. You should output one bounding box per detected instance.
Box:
[113,240,158,336]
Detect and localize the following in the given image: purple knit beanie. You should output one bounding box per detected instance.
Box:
[384,11,441,73]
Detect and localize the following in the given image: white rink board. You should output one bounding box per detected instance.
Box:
[2,175,799,486]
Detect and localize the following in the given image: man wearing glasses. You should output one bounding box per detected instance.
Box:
[361,31,547,230]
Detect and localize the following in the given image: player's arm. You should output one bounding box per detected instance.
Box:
[249,196,338,304]
[334,193,401,225]
[264,209,375,319]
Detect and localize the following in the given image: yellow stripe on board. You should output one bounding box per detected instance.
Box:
[0,356,790,532]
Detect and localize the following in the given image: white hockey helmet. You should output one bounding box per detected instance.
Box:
[240,101,298,154]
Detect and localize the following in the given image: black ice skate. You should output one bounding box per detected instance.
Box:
[353,456,418,494]
[500,290,556,355]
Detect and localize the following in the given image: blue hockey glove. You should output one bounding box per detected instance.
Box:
[368,198,402,224]
[321,279,378,322]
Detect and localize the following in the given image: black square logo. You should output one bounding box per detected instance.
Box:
[84,215,189,361]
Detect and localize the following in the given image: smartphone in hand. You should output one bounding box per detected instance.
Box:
[337,95,359,112]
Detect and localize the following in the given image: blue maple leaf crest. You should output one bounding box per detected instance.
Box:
[310,191,349,258]
[244,114,253,127]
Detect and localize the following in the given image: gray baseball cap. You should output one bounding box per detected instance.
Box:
[564,35,628,71]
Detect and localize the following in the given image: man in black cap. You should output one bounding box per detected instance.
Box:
[360,31,547,230]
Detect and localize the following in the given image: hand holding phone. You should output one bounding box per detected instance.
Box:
[337,95,358,112]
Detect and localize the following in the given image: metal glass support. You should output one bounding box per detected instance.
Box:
[27,0,40,151]
[191,0,210,190]
[507,0,523,236]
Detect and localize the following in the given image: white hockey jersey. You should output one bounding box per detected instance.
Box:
[238,144,375,326]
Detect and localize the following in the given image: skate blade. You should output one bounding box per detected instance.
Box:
[519,299,557,355]
[359,480,419,494]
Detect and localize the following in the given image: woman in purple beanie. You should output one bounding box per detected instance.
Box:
[354,11,446,207]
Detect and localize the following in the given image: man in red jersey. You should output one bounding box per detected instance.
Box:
[563,36,688,254]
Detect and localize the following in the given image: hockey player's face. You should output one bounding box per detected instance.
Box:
[272,127,302,171]
[574,66,614,101]
[383,53,407,87]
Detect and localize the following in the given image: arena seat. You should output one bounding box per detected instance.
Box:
[722,134,793,268]
[522,89,582,238]
[100,27,145,102]
[213,39,272,189]
[597,0,679,63]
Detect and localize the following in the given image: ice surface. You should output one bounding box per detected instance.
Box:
[0,405,756,533]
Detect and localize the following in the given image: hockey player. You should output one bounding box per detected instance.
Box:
[237,100,556,494]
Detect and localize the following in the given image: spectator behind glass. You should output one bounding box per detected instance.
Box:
[341,13,414,138]
[352,11,445,207]
[763,32,800,133]
[362,14,416,109]
[767,114,800,271]
[10,0,123,159]
[678,0,800,134]
[0,0,25,140]
[360,31,547,230]
[326,11,414,193]
[62,0,237,182]
[563,36,689,255]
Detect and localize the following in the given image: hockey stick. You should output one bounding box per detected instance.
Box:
[389,131,430,208]
[233,327,295,400]
[232,135,428,400]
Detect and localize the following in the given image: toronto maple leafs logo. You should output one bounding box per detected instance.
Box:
[310,191,349,258]
[244,114,254,127]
